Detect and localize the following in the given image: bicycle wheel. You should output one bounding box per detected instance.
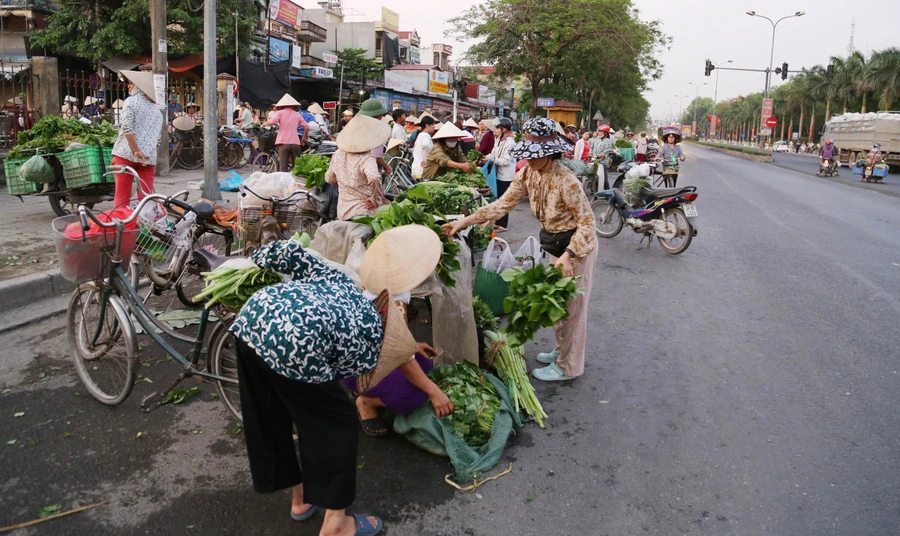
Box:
[208,320,242,421]
[178,137,204,170]
[250,152,277,174]
[67,284,138,405]
[234,143,252,169]
[175,231,234,308]
[169,141,182,170]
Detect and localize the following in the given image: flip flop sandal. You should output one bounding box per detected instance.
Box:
[290,505,318,521]
[358,413,389,437]
[352,514,384,536]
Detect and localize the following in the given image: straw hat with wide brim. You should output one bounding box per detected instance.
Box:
[432,122,467,140]
[463,118,479,129]
[414,113,437,125]
[386,138,405,152]
[275,93,301,108]
[173,115,197,131]
[112,99,125,109]
[121,71,157,104]
[308,102,326,115]
[336,114,391,153]
[356,290,418,393]
[360,224,442,295]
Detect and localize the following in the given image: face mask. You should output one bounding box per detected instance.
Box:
[445,141,458,148]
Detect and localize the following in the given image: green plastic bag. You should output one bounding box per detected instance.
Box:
[393,369,522,483]
[18,154,54,183]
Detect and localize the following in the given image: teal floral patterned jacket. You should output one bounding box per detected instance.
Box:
[230,240,384,383]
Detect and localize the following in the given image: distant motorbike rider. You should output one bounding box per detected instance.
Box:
[865,143,883,166]
[590,124,615,167]
[817,139,839,176]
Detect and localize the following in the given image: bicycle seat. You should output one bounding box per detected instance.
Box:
[191,200,215,220]
[192,248,231,272]
[641,186,694,198]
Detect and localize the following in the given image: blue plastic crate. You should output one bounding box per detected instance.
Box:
[851,166,864,175]
[873,167,889,178]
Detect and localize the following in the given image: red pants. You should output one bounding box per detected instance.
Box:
[112,156,156,210]
[636,153,646,162]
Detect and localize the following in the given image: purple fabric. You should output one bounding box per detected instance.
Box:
[344,353,433,416]
[821,144,836,159]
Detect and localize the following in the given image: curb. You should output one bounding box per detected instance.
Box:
[0,269,73,310]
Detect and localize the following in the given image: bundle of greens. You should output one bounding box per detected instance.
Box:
[192,265,283,308]
[394,182,475,215]
[434,168,488,189]
[472,296,498,331]
[483,330,547,427]
[292,154,331,190]
[353,199,461,286]
[500,264,584,347]
[615,138,634,149]
[429,362,501,447]
[467,149,484,162]
[468,223,493,251]
[9,117,118,158]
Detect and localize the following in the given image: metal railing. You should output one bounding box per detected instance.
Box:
[300,55,326,68]
[298,20,327,42]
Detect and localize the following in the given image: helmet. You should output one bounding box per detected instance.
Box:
[825,139,832,144]
[874,143,882,149]
[495,117,513,131]
[598,124,611,132]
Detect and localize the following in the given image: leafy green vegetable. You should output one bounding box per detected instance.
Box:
[484,330,547,427]
[160,387,201,405]
[193,265,283,308]
[9,117,118,158]
[434,168,488,189]
[429,362,500,446]
[500,264,584,347]
[467,149,484,162]
[472,296,498,330]
[292,154,331,190]
[468,223,493,251]
[615,138,633,149]
[37,504,63,518]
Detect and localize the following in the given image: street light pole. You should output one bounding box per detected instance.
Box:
[688,82,707,136]
[746,10,805,148]
[675,94,689,126]
[711,59,732,138]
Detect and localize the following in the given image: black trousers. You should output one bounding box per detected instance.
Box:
[235,338,359,510]
[495,180,511,228]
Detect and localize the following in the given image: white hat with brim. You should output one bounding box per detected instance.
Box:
[386,138,405,152]
[112,99,125,109]
[463,118,479,128]
[415,113,437,125]
[84,96,97,105]
[431,122,468,140]
[360,225,442,296]
[336,114,391,153]
[120,71,157,104]
[173,116,197,131]
[184,102,197,109]
[308,103,326,115]
[356,290,418,393]
[343,110,354,116]
[64,95,78,103]
[381,115,394,125]
[275,93,301,108]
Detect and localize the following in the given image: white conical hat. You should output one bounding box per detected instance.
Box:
[336,114,391,153]
[463,118,479,128]
[414,113,437,125]
[84,96,97,105]
[274,93,301,108]
[360,225,442,295]
[112,99,125,109]
[386,138,405,152]
[120,71,157,103]
[431,121,467,140]
[308,102,326,114]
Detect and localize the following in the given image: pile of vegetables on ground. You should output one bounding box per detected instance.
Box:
[292,154,331,190]
[352,198,461,286]
[193,263,282,309]
[9,116,118,158]
[429,362,501,447]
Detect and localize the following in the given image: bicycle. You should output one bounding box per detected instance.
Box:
[250,126,279,173]
[383,156,416,196]
[218,126,254,170]
[56,172,242,421]
[237,184,324,255]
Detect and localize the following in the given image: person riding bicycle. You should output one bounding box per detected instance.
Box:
[817,139,838,176]
[657,128,685,187]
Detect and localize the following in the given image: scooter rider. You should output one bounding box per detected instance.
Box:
[817,139,839,176]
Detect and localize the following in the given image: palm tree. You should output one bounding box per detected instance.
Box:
[848,51,876,113]
[829,54,856,114]
[869,47,900,110]
[787,74,815,141]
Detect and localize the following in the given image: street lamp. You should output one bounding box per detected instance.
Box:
[710,59,732,138]
[687,82,707,136]
[747,10,805,146]
[675,94,689,126]
[667,102,676,124]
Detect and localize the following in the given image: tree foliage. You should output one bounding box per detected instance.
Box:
[31,0,258,64]
[332,48,383,88]
[447,0,668,128]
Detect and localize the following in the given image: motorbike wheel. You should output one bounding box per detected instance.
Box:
[591,199,623,238]
[657,207,693,255]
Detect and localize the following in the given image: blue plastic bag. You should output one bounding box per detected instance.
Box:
[219,170,244,192]
[481,161,498,197]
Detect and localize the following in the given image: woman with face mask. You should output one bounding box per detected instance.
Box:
[421,122,473,180]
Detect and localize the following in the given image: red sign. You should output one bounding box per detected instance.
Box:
[268,0,302,28]
[765,116,778,128]
[323,101,337,110]
[760,98,774,127]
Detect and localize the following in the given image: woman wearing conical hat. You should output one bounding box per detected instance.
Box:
[325,114,392,221]
[261,93,309,172]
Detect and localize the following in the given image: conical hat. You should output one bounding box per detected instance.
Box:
[173,116,196,131]
[381,115,394,124]
[112,99,125,109]
[386,138,405,152]
[336,114,391,153]
[308,102,326,114]
[275,93,301,108]
[415,113,437,125]
[360,225,442,295]
[356,290,418,393]
[120,71,157,103]
[84,96,97,105]
[463,118,479,128]
[431,121,467,140]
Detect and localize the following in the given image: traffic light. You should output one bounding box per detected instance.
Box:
[781,62,789,80]
[704,60,714,77]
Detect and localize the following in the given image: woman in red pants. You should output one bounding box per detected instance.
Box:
[110,71,163,209]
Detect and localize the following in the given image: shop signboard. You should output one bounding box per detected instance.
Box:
[314,67,334,78]
[291,45,304,70]
[431,99,453,113]
[380,7,400,33]
[394,94,418,113]
[428,70,450,94]
[384,70,414,93]
[323,101,337,109]
[268,0,303,28]
[268,37,290,64]
[409,46,420,65]
[374,89,392,110]
[418,97,432,111]
[536,97,555,108]
[322,53,339,64]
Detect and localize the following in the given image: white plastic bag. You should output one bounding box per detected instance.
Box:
[624,163,651,181]
[513,236,546,270]
[136,199,167,225]
[481,237,517,274]
[241,172,296,207]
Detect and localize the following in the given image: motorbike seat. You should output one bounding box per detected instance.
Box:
[192,248,231,272]
[191,200,216,220]
[641,186,694,198]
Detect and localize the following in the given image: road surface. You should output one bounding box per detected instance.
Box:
[2,146,899,535]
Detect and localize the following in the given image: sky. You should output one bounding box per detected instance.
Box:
[334,0,897,121]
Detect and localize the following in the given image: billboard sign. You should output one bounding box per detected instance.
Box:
[322,53,339,64]
[268,0,302,28]
[314,67,334,78]
[709,114,717,136]
[291,45,303,70]
[536,97,555,108]
[760,97,774,128]
[268,37,290,64]
[409,46,420,64]
[428,70,450,94]
[323,101,337,110]
[380,7,400,33]
[384,70,414,93]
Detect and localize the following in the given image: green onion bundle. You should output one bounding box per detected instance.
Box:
[192,265,282,308]
[483,330,547,427]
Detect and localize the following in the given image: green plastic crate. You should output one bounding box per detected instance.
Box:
[3,156,40,195]
[57,146,105,188]
[102,147,115,183]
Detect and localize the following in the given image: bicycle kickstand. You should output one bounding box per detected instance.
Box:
[140,367,195,413]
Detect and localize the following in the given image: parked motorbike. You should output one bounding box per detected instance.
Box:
[591,185,699,255]
[612,160,660,190]
[817,158,839,177]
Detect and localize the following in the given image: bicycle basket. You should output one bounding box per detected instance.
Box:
[237,200,300,244]
[174,126,199,142]
[52,215,139,284]
[257,130,276,154]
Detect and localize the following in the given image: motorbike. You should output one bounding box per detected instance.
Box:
[612,160,660,190]
[852,159,887,183]
[817,158,839,177]
[591,184,699,255]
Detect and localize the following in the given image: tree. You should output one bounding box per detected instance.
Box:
[681,97,714,133]
[332,48,383,89]
[448,0,667,118]
[31,0,258,65]
[869,47,900,110]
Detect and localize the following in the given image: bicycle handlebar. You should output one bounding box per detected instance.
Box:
[240,184,324,204]
[77,191,185,240]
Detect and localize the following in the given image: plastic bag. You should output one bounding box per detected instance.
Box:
[137,199,167,225]
[241,171,295,207]
[18,154,55,183]
[560,158,589,176]
[63,207,137,239]
[481,237,517,274]
[481,161,498,197]
[219,170,244,192]
[513,236,545,270]
[624,163,651,181]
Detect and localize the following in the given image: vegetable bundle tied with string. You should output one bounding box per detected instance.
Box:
[483,330,547,427]
[192,263,282,309]
[429,362,501,447]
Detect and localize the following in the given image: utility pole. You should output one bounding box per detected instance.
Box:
[202,0,220,200]
[150,0,169,176]
[234,12,240,85]
[710,59,732,139]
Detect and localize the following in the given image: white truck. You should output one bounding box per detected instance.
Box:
[821,112,900,168]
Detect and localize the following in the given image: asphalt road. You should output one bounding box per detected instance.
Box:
[2,146,900,535]
[770,150,900,190]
